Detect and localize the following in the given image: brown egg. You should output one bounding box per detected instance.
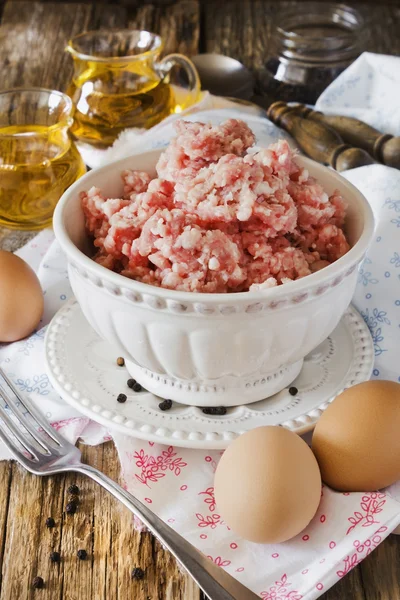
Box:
[214,426,322,544]
[312,380,400,492]
[0,251,44,342]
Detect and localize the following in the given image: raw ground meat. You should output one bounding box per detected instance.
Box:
[103,183,174,259]
[174,153,298,233]
[123,208,247,292]
[122,170,151,197]
[81,187,131,248]
[82,118,350,293]
[156,118,255,183]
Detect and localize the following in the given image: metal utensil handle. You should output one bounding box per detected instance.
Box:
[76,464,259,600]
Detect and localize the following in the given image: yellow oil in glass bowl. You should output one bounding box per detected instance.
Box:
[0,89,86,230]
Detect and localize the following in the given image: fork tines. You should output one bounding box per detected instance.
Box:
[0,366,65,460]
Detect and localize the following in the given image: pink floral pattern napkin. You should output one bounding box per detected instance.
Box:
[113,433,400,599]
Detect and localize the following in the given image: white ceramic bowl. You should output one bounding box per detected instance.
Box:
[53,149,374,406]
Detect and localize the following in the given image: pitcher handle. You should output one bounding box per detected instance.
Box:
[158,53,201,110]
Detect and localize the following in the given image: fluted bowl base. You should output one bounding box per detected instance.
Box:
[125,360,304,406]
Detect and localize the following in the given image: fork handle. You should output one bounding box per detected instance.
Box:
[75,464,259,600]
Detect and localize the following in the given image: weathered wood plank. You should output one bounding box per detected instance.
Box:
[0,462,12,594]
[0,443,200,600]
[360,535,400,600]
[0,1,127,92]
[131,0,200,56]
[31,473,67,600]
[0,2,91,91]
[3,0,400,5]
[321,568,366,600]
[0,463,45,599]
[203,1,400,71]
[203,0,274,69]
[154,0,199,56]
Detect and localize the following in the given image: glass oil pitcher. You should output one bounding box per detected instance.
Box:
[0,88,85,230]
[66,29,201,148]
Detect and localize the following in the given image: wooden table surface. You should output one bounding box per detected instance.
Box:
[1,1,400,598]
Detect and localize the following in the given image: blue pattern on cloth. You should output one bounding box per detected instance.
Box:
[343,165,400,383]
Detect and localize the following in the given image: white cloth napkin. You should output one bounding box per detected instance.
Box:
[316,52,400,136]
[1,52,400,599]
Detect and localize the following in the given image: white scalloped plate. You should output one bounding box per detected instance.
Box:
[45,300,374,449]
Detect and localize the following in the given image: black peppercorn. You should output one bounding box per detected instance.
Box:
[288,386,298,396]
[127,378,136,389]
[32,576,44,589]
[117,357,125,367]
[131,567,145,580]
[68,494,80,505]
[66,501,77,515]
[117,393,127,403]
[202,406,227,416]
[77,549,87,560]
[133,383,142,393]
[45,517,55,528]
[50,551,61,563]
[67,484,80,495]
[159,399,173,411]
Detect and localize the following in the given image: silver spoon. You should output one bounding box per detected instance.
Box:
[191,53,255,100]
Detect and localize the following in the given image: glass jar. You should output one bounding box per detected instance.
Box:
[0,88,86,230]
[259,3,367,106]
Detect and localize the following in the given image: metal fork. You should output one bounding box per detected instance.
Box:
[0,367,259,600]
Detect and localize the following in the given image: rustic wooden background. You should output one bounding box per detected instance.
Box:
[1,0,400,598]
